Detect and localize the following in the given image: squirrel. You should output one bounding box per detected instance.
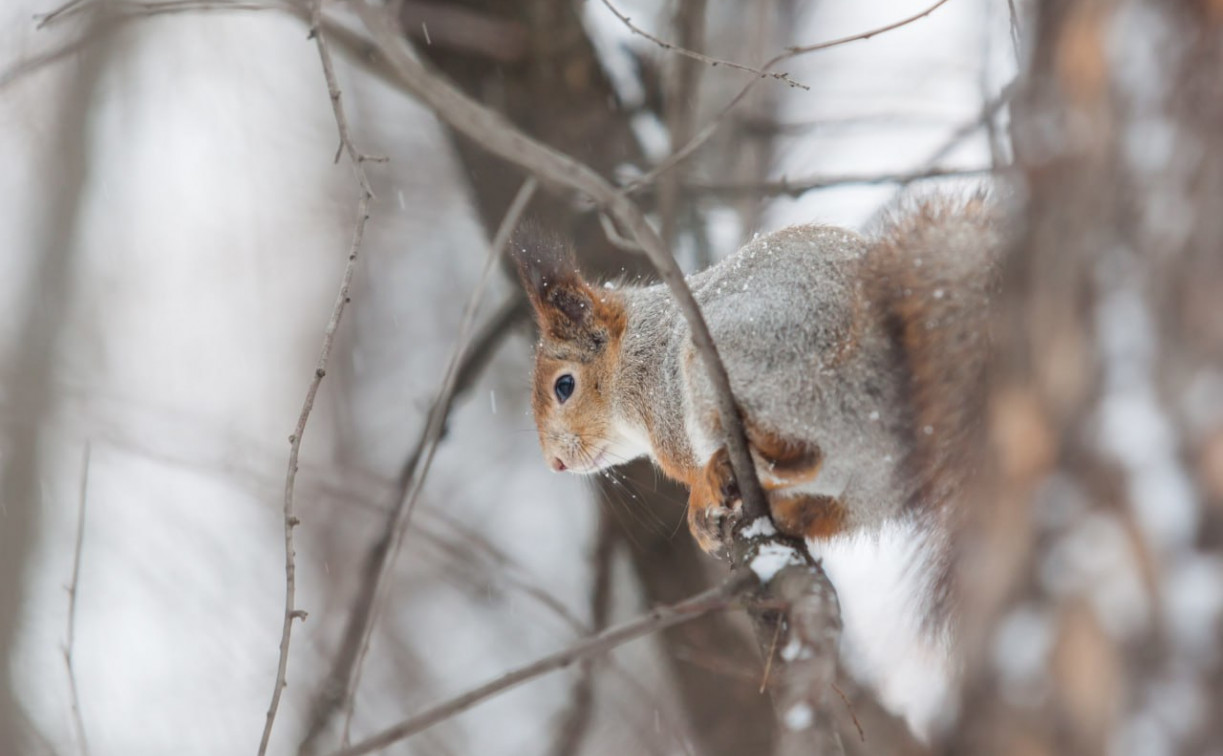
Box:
[510,196,1003,557]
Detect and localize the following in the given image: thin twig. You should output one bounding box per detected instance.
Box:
[310,1,375,197]
[623,0,955,193]
[256,2,373,752]
[258,150,368,756]
[299,177,538,754]
[416,510,689,754]
[336,176,538,746]
[62,443,91,756]
[1006,0,1021,57]
[657,0,707,250]
[917,80,1016,170]
[759,618,782,694]
[546,512,618,756]
[5,1,286,92]
[330,575,750,756]
[978,1,1008,169]
[598,0,808,90]
[38,0,284,25]
[866,80,1015,225]
[596,211,643,253]
[831,683,865,743]
[293,299,525,753]
[34,0,89,27]
[684,165,996,198]
[1,29,104,92]
[786,0,953,55]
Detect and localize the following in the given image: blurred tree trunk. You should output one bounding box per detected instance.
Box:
[408,1,777,752]
[0,8,112,752]
[952,0,1223,752]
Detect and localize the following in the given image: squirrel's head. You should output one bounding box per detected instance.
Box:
[510,225,629,475]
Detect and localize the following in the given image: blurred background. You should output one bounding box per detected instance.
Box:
[1,0,1220,754]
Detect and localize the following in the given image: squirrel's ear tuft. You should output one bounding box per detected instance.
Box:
[508,221,595,335]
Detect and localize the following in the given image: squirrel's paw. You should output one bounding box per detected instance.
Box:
[687,447,742,555]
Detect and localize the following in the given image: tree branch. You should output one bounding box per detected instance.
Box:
[330,575,752,756]
[546,511,617,756]
[623,0,955,193]
[298,176,538,754]
[63,443,92,756]
[684,166,996,198]
[730,522,846,756]
[256,2,373,752]
[597,0,807,90]
[786,0,952,55]
[335,178,537,748]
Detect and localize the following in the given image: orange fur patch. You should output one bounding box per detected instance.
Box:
[769,493,848,541]
[747,424,823,489]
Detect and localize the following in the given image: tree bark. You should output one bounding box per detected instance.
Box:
[950,1,1223,752]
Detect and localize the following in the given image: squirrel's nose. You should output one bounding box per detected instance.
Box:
[552,457,567,472]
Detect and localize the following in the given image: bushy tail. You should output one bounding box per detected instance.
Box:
[864,195,1006,511]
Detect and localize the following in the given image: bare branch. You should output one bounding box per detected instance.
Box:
[292,299,525,753]
[62,443,91,756]
[624,0,955,193]
[597,0,808,90]
[311,1,375,196]
[785,0,953,55]
[657,0,707,250]
[336,176,538,747]
[865,82,1015,223]
[720,525,846,756]
[298,177,539,754]
[763,563,843,755]
[330,575,751,756]
[917,80,1016,170]
[34,0,89,28]
[546,513,617,756]
[684,166,996,198]
[0,35,93,92]
[37,0,285,26]
[256,3,373,752]
[5,1,292,96]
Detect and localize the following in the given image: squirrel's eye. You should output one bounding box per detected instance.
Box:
[554,374,575,404]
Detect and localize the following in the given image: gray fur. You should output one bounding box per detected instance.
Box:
[604,202,999,535]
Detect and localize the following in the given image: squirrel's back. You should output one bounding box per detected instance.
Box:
[659,197,1003,530]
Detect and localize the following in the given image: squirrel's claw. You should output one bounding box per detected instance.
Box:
[688,496,741,556]
[687,447,742,556]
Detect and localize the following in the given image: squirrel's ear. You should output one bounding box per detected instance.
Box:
[508,222,595,335]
